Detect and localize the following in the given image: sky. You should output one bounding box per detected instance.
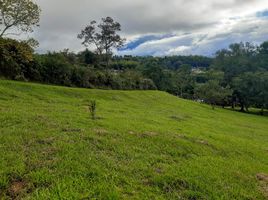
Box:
[27,0,268,56]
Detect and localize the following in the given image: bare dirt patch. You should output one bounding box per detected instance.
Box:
[257,173,268,182]
[7,180,27,199]
[140,131,158,138]
[155,168,164,174]
[144,131,158,136]
[128,131,158,138]
[169,114,191,122]
[36,137,55,145]
[62,127,82,133]
[257,173,268,198]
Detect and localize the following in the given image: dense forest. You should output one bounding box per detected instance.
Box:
[1,37,268,114]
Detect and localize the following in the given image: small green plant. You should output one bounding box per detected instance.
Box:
[89,100,97,120]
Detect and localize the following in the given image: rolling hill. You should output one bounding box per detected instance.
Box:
[0,80,267,199]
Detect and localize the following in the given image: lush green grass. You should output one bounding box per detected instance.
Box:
[0,80,267,200]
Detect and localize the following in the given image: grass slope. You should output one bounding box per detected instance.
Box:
[0,80,268,200]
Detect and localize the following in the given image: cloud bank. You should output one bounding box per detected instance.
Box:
[30,0,268,56]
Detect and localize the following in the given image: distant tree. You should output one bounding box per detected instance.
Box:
[78,17,125,67]
[0,0,41,37]
[205,70,225,83]
[212,42,258,84]
[60,49,77,64]
[232,72,268,113]
[111,60,139,70]
[257,72,268,115]
[142,60,173,91]
[195,80,232,109]
[259,41,268,55]
[83,49,97,65]
[258,41,268,70]
[24,37,39,49]
[174,64,195,98]
[232,73,254,112]
[76,49,97,66]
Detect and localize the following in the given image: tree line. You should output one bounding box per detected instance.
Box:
[0,0,267,114]
[1,37,267,114]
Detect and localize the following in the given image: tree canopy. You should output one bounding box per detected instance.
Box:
[78,17,125,67]
[0,0,41,37]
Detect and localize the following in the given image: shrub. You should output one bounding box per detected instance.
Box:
[89,100,97,120]
[0,38,33,79]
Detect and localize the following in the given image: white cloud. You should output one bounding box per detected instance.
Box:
[25,0,268,55]
[119,12,268,56]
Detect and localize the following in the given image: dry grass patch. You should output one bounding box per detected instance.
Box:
[257,173,268,198]
[93,128,109,136]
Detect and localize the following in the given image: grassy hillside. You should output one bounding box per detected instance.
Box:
[0,80,267,200]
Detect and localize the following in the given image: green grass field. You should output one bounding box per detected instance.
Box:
[0,80,267,199]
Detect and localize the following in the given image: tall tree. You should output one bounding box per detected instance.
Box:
[78,17,125,67]
[0,0,41,37]
[258,72,268,115]
[232,72,259,112]
[258,41,268,70]
[213,42,257,84]
[233,72,268,113]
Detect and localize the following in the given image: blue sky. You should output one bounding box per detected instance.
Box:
[29,0,268,56]
[257,10,268,17]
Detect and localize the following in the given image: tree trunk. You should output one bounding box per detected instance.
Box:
[104,46,110,68]
[106,53,109,68]
[240,104,245,112]
[211,103,215,110]
[231,101,235,110]
[0,23,14,38]
[0,27,8,38]
[260,106,264,116]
